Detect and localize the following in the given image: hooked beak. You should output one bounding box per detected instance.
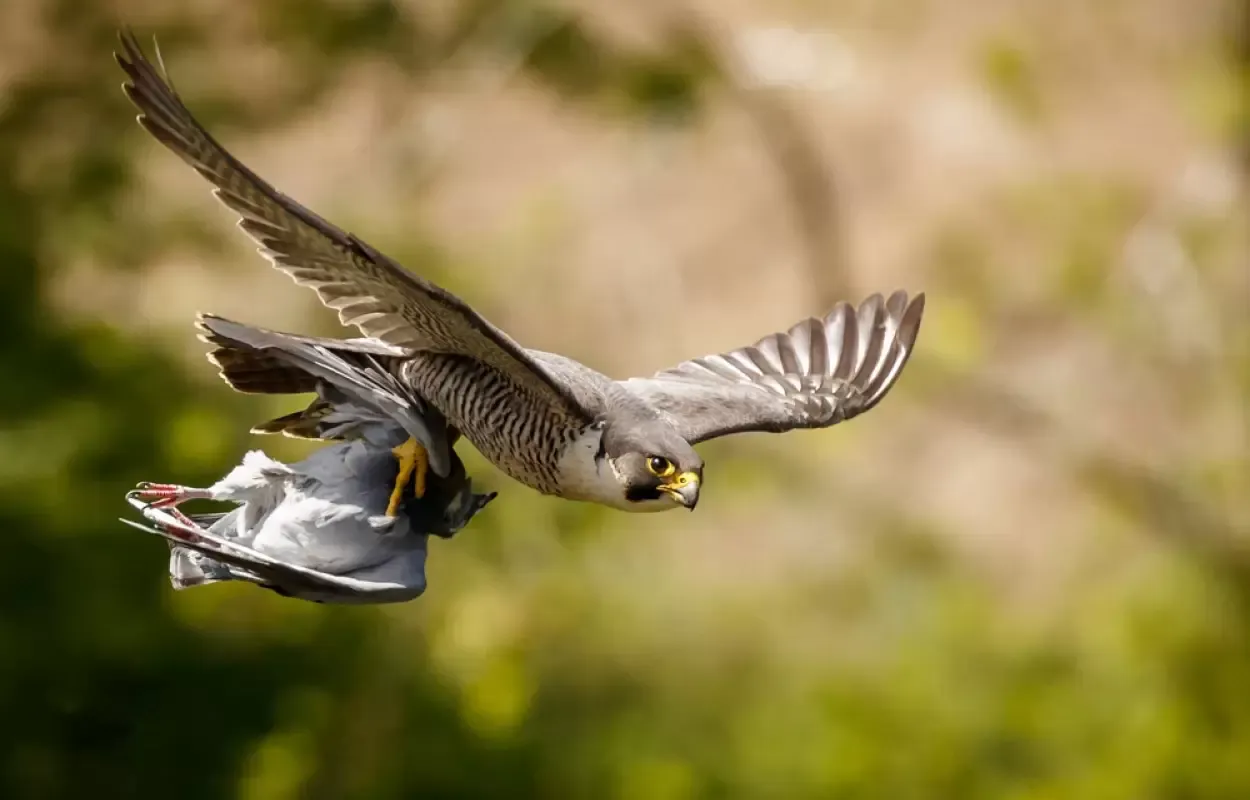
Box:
[660,471,701,510]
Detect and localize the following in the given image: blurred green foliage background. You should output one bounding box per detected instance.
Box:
[1,1,1247,798]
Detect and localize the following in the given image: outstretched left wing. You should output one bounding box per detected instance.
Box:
[619,291,924,445]
[114,30,596,432]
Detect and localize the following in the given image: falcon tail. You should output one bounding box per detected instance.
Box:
[199,312,446,444]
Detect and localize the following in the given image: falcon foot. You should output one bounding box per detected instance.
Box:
[386,437,428,517]
[127,482,212,509]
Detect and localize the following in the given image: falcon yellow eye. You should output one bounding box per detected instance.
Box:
[647,456,675,478]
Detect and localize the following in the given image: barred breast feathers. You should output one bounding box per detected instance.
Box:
[400,354,601,495]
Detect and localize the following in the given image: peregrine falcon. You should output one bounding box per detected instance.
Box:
[115,30,926,515]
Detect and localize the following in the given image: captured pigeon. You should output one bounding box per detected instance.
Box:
[194,313,460,519]
[123,384,496,604]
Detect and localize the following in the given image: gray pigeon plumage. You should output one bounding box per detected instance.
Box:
[122,386,495,604]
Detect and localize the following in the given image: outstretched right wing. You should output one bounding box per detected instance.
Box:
[620,292,924,445]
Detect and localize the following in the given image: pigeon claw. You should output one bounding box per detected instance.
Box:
[129,482,211,509]
[135,511,202,543]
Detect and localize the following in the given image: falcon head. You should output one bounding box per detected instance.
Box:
[602,422,703,511]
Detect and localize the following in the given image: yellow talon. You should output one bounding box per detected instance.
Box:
[385,437,428,517]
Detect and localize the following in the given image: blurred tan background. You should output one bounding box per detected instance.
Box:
[0,0,1246,798]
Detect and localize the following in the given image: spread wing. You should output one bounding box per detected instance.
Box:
[620,291,924,445]
[114,30,593,428]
